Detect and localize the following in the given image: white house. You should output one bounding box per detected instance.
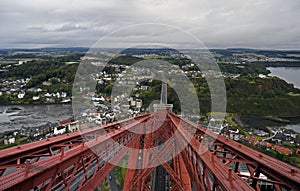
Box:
[32,95,40,100]
[61,92,67,98]
[140,86,149,90]
[130,100,136,106]
[53,126,66,135]
[69,121,79,132]
[18,92,25,99]
[61,98,71,103]
[17,60,24,65]
[92,96,104,102]
[4,136,15,145]
[45,92,52,97]
[136,99,143,108]
[9,137,15,144]
[229,129,240,141]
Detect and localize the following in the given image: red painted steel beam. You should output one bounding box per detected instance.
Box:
[1,111,300,191]
[122,135,141,191]
[179,147,205,191]
[81,134,142,191]
[130,113,188,190]
[216,136,300,190]
[169,112,300,191]
[0,114,151,191]
[177,154,192,190]
[0,114,150,169]
[0,132,82,166]
[168,113,255,191]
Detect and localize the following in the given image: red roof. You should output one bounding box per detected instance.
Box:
[87,92,95,96]
[245,136,259,145]
[272,145,293,155]
[58,119,71,126]
[103,96,111,101]
[263,141,273,148]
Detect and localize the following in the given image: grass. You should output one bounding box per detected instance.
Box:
[225,114,238,127]
[225,113,250,136]
[212,53,223,58]
[143,55,166,59]
[295,157,300,165]
[115,159,127,187]
[0,144,15,150]
[207,112,227,119]
[288,92,300,97]
[265,116,290,123]
[15,137,28,144]
[217,62,234,64]
[0,136,28,150]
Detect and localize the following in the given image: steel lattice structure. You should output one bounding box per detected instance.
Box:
[0,111,299,191]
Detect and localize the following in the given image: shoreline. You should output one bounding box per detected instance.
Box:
[0,104,73,133]
[0,102,72,106]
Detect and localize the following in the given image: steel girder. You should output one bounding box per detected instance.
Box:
[168,112,300,191]
[0,111,299,191]
[0,114,151,191]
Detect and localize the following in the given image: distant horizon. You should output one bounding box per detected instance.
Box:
[1,46,300,51]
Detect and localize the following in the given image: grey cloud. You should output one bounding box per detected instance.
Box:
[54,24,88,32]
[27,26,50,33]
[0,0,299,49]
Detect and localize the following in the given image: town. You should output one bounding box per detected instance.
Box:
[1,48,300,169]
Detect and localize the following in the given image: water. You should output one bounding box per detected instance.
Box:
[268,67,300,89]
[0,104,73,132]
[267,67,300,133]
[280,124,300,133]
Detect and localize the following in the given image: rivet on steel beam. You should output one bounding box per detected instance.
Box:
[228,168,233,181]
[81,141,84,149]
[291,169,296,176]
[238,144,242,148]
[60,147,64,160]
[67,133,69,136]
[17,146,21,149]
[46,138,50,141]
[25,160,30,177]
[258,154,263,158]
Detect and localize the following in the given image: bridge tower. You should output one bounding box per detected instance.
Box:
[153,75,173,112]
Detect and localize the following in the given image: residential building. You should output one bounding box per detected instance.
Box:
[53,126,66,135]
[272,145,293,155]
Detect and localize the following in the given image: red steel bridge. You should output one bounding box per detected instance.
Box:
[0,110,299,191]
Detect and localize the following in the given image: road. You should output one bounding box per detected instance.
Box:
[108,170,121,191]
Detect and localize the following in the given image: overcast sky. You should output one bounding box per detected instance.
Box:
[0,0,299,49]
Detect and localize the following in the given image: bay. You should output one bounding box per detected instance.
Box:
[268,67,300,89]
[0,104,73,132]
